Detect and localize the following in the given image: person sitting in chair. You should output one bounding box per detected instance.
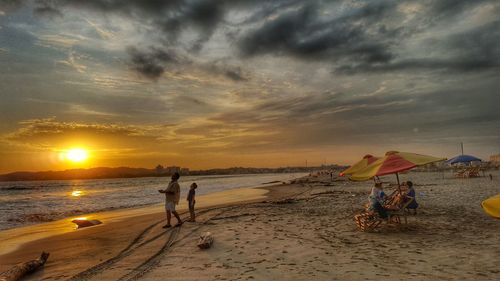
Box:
[368,182,388,219]
[405,181,419,214]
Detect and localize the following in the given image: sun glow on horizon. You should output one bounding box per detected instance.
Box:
[65,148,88,163]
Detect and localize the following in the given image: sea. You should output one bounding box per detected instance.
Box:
[0,173,306,231]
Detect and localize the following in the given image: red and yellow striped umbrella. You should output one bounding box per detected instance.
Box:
[339,154,379,176]
[350,151,445,181]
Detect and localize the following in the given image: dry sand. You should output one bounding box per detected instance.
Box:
[1,171,499,281]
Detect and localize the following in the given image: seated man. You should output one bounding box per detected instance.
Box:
[405,181,419,214]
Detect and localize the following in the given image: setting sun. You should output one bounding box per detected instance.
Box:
[66,149,88,163]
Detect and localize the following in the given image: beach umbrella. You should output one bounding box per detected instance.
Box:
[339,154,379,176]
[482,195,500,219]
[446,154,482,165]
[349,151,446,186]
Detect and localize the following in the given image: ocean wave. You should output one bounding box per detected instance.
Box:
[1,186,39,190]
[5,204,148,225]
[7,209,89,223]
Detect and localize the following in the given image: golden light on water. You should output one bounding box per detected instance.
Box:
[71,190,83,197]
[66,148,88,162]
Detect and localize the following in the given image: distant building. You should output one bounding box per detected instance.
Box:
[166,166,181,175]
[180,168,190,175]
[490,155,500,165]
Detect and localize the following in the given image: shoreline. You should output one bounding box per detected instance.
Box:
[0,186,272,257]
[0,181,312,280]
[0,172,307,232]
[1,172,499,280]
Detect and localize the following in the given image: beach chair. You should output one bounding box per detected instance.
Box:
[467,167,480,178]
[385,192,414,224]
[454,169,466,178]
[354,209,402,232]
[354,189,413,232]
[354,212,383,232]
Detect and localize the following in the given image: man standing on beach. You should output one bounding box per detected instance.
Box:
[158,172,183,228]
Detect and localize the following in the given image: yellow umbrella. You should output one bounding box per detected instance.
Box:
[339,154,379,176]
[482,195,500,219]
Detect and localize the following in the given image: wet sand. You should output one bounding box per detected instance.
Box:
[1,172,499,280]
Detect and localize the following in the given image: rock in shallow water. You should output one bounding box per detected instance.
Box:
[71,219,102,229]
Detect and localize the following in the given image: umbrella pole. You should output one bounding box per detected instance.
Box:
[396,173,401,193]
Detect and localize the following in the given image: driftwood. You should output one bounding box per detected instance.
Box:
[71,219,102,228]
[0,252,50,281]
[197,232,214,249]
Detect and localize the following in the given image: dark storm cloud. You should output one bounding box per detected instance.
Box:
[31,0,226,45]
[337,20,500,74]
[428,0,492,20]
[126,46,182,80]
[238,2,394,65]
[0,0,22,10]
[238,0,499,74]
[33,6,62,18]
[25,0,279,79]
[11,0,500,78]
[126,46,248,81]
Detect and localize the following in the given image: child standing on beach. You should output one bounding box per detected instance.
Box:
[187,183,197,222]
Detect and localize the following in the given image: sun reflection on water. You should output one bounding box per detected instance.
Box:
[71,190,83,197]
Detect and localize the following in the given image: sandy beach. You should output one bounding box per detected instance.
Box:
[1,172,499,281]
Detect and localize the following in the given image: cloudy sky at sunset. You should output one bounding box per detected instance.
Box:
[1,0,499,173]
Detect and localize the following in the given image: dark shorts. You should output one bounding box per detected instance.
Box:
[372,201,388,218]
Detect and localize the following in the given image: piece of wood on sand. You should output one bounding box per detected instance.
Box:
[197,232,214,249]
[71,219,102,229]
[0,252,50,281]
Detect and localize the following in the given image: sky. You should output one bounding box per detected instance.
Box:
[0,0,499,173]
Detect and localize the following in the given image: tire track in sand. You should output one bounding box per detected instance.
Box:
[116,184,315,281]
[116,208,234,281]
[67,219,163,281]
[69,184,313,281]
[67,208,223,281]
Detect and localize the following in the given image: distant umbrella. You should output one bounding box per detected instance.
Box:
[446,154,482,165]
[339,154,379,177]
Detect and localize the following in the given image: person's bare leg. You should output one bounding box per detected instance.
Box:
[163,211,172,228]
[167,210,172,225]
[172,211,182,225]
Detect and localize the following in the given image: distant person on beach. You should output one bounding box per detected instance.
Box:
[405,181,419,214]
[187,183,198,222]
[368,182,387,218]
[158,172,182,228]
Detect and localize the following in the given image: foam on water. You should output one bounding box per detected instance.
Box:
[0,173,306,230]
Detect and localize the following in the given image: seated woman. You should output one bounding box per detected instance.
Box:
[368,182,388,219]
[405,181,419,214]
